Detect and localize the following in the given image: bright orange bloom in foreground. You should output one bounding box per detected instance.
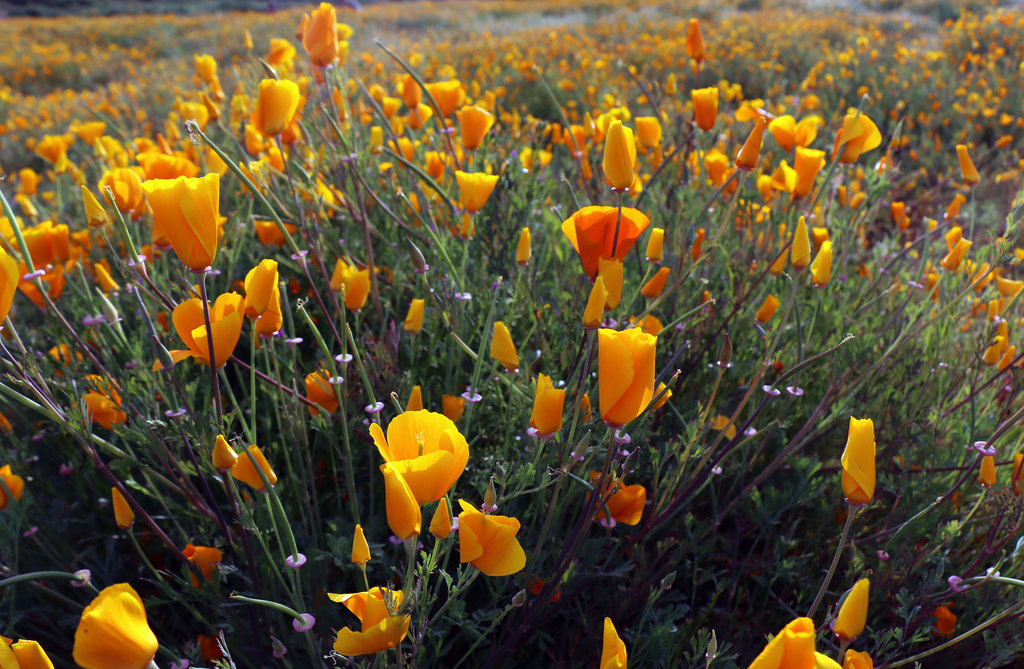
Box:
[73,584,159,669]
[600,618,628,669]
[0,464,25,510]
[1,636,55,669]
[330,588,410,656]
[252,79,301,137]
[561,206,651,279]
[142,173,221,271]
[530,374,565,437]
[748,617,841,669]
[455,171,499,213]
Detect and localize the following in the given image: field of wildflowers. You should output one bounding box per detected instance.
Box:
[1,0,1024,667]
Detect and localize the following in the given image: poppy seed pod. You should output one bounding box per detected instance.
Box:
[602,120,636,191]
[841,417,876,505]
[598,328,657,427]
[252,79,301,137]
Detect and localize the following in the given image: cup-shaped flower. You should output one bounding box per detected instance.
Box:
[0,249,17,325]
[793,147,825,200]
[82,186,110,228]
[243,259,279,319]
[330,588,410,656]
[430,500,452,539]
[352,524,370,565]
[635,117,662,151]
[594,475,647,526]
[161,293,243,369]
[73,584,159,669]
[833,111,881,164]
[841,417,876,505]
[491,321,519,372]
[380,463,421,539]
[330,259,371,311]
[842,650,874,669]
[811,240,832,286]
[457,500,526,576]
[686,18,705,62]
[955,144,981,186]
[941,238,971,272]
[183,544,223,586]
[598,328,657,427]
[692,87,718,131]
[302,2,338,67]
[602,120,636,190]
[455,171,499,213]
[212,435,238,469]
[791,215,812,270]
[834,578,870,642]
[0,465,25,510]
[583,276,609,328]
[736,116,767,171]
[403,298,425,334]
[979,455,996,487]
[253,79,301,137]
[456,105,495,151]
[231,446,277,491]
[425,80,465,118]
[111,487,134,529]
[748,618,841,669]
[99,167,146,214]
[530,374,565,437]
[1,637,54,669]
[600,618,628,669]
[371,410,469,504]
[561,206,651,279]
[142,173,221,271]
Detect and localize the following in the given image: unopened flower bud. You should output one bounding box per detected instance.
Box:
[717,333,732,369]
[406,238,429,274]
[621,448,639,474]
[512,589,527,607]
[483,476,498,512]
[660,571,676,591]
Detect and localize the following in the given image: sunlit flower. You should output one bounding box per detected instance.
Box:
[371,410,469,504]
[330,588,410,656]
[73,584,159,669]
[598,328,657,427]
[457,499,526,577]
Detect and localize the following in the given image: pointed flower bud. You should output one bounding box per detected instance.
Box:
[351,524,370,566]
[834,578,870,642]
[602,120,636,190]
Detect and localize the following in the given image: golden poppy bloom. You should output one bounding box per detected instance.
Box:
[594,475,647,526]
[305,369,339,416]
[583,276,610,328]
[252,79,301,137]
[931,605,957,637]
[692,87,718,131]
[403,298,426,334]
[142,173,221,271]
[635,116,662,151]
[330,259,371,310]
[81,186,110,228]
[791,215,811,270]
[73,584,159,669]
[956,144,981,185]
[34,134,71,164]
[755,294,780,322]
[371,410,469,504]
[516,227,531,265]
[792,147,825,199]
[183,544,223,586]
[243,259,279,319]
[979,455,996,487]
[0,464,25,510]
[686,18,706,62]
[490,321,519,371]
[111,487,134,529]
[833,111,882,164]
[330,588,410,656]
[457,500,526,577]
[380,463,421,539]
[600,617,628,669]
[645,228,664,263]
[302,2,338,67]
[212,435,238,470]
[136,152,200,180]
[455,171,499,213]
[442,394,465,422]
[425,80,465,118]
[0,249,18,325]
[161,293,243,369]
[231,446,277,491]
[811,240,833,286]
[842,650,874,669]
[99,167,146,215]
[598,328,657,427]
[456,105,495,151]
[602,120,636,190]
[641,267,671,299]
[841,417,876,505]
[768,115,820,152]
[83,375,127,430]
[834,578,870,642]
[735,116,767,171]
[561,206,651,279]
[530,374,565,437]
[1,637,54,669]
[429,499,452,539]
[748,618,840,669]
